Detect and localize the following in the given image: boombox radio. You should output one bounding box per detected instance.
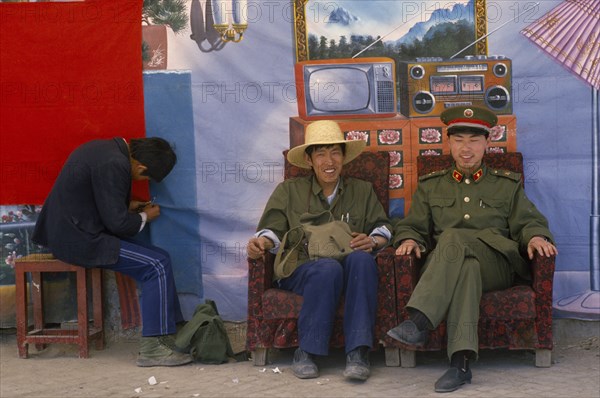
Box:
[397,56,512,118]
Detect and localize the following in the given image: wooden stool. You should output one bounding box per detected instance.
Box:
[15,254,105,358]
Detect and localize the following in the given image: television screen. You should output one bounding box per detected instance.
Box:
[307,67,370,112]
[295,57,396,120]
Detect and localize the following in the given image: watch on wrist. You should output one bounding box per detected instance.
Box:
[370,236,378,249]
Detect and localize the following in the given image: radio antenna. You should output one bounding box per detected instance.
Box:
[450,2,540,59]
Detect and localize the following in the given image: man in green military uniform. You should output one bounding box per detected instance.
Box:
[387,106,558,393]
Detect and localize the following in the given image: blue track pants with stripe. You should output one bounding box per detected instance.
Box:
[99,239,183,337]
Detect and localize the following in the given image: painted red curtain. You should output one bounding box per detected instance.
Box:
[0,0,146,204]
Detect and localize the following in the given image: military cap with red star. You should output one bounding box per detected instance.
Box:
[440,106,498,136]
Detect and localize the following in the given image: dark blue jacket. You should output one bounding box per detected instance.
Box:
[33,138,142,267]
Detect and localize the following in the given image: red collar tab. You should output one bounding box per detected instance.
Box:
[473,168,484,182]
[452,169,463,183]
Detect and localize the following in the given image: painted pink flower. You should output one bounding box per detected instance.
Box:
[5,251,17,267]
[389,151,402,167]
[389,174,403,189]
[346,130,369,142]
[421,149,441,156]
[378,129,401,145]
[420,128,441,143]
[490,125,505,141]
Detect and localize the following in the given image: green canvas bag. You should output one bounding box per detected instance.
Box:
[174,299,234,364]
[274,210,353,279]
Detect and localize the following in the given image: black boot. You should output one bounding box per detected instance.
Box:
[342,346,370,381]
[291,348,319,379]
[434,351,473,393]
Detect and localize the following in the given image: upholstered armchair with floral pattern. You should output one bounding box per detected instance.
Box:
[392,152,555,368]
[246,151,400,366]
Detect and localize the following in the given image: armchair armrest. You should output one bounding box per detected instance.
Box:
[394,253,421,319]
[247,252,275,319]
[375,247,398,343]
[530,253,555,349]
[246,252,275,352]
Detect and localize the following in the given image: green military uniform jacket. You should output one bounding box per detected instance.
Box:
[393,164,554,280]
[257,175,391,280]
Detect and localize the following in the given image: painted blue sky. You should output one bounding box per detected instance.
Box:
[306,0,472,43]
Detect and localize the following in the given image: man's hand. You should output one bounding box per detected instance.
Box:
[129,200,148,212]
[247,236,274,260]
[395,239,422,259]
[350,232,370,252]
[142,204,160,222]
[527,236,558,259]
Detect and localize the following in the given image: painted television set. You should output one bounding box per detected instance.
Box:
[295,57,397,120]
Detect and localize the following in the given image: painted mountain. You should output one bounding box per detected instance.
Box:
[307,0,476,60]
[394,1,473,46]
[326,6,360,26]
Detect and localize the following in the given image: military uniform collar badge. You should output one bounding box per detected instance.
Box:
[452,168,484,183]
[452,169,463,182]
[472,168,484,182]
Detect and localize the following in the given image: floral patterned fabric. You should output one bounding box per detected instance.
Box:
[392,152,555,352]
[246,151,396,352]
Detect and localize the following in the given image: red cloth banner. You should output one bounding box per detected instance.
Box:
[0,0,146,204]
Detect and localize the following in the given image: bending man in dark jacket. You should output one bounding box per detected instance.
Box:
[33,137,192,367]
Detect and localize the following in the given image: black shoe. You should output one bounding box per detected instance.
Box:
[387,320,428,346]
[291,348,319,379]
[342,346,370,381]
[434,367,472,393]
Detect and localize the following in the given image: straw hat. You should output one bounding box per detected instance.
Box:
[287,120,366,169]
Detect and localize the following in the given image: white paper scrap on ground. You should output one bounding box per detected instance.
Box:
[148,376,158,385]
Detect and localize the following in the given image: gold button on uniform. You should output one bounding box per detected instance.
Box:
[465,178,471,184]
[464,214,471,220]
[464,197,470,203]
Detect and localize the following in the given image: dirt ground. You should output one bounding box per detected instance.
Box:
[0,328,598,398]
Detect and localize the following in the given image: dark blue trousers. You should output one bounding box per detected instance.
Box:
[278,250,378,356]
[97,239,183,337]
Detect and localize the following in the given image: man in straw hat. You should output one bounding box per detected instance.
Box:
[387,106,557,392]
[247,120,391,381]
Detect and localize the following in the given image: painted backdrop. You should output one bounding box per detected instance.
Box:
[1,0,598,322]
